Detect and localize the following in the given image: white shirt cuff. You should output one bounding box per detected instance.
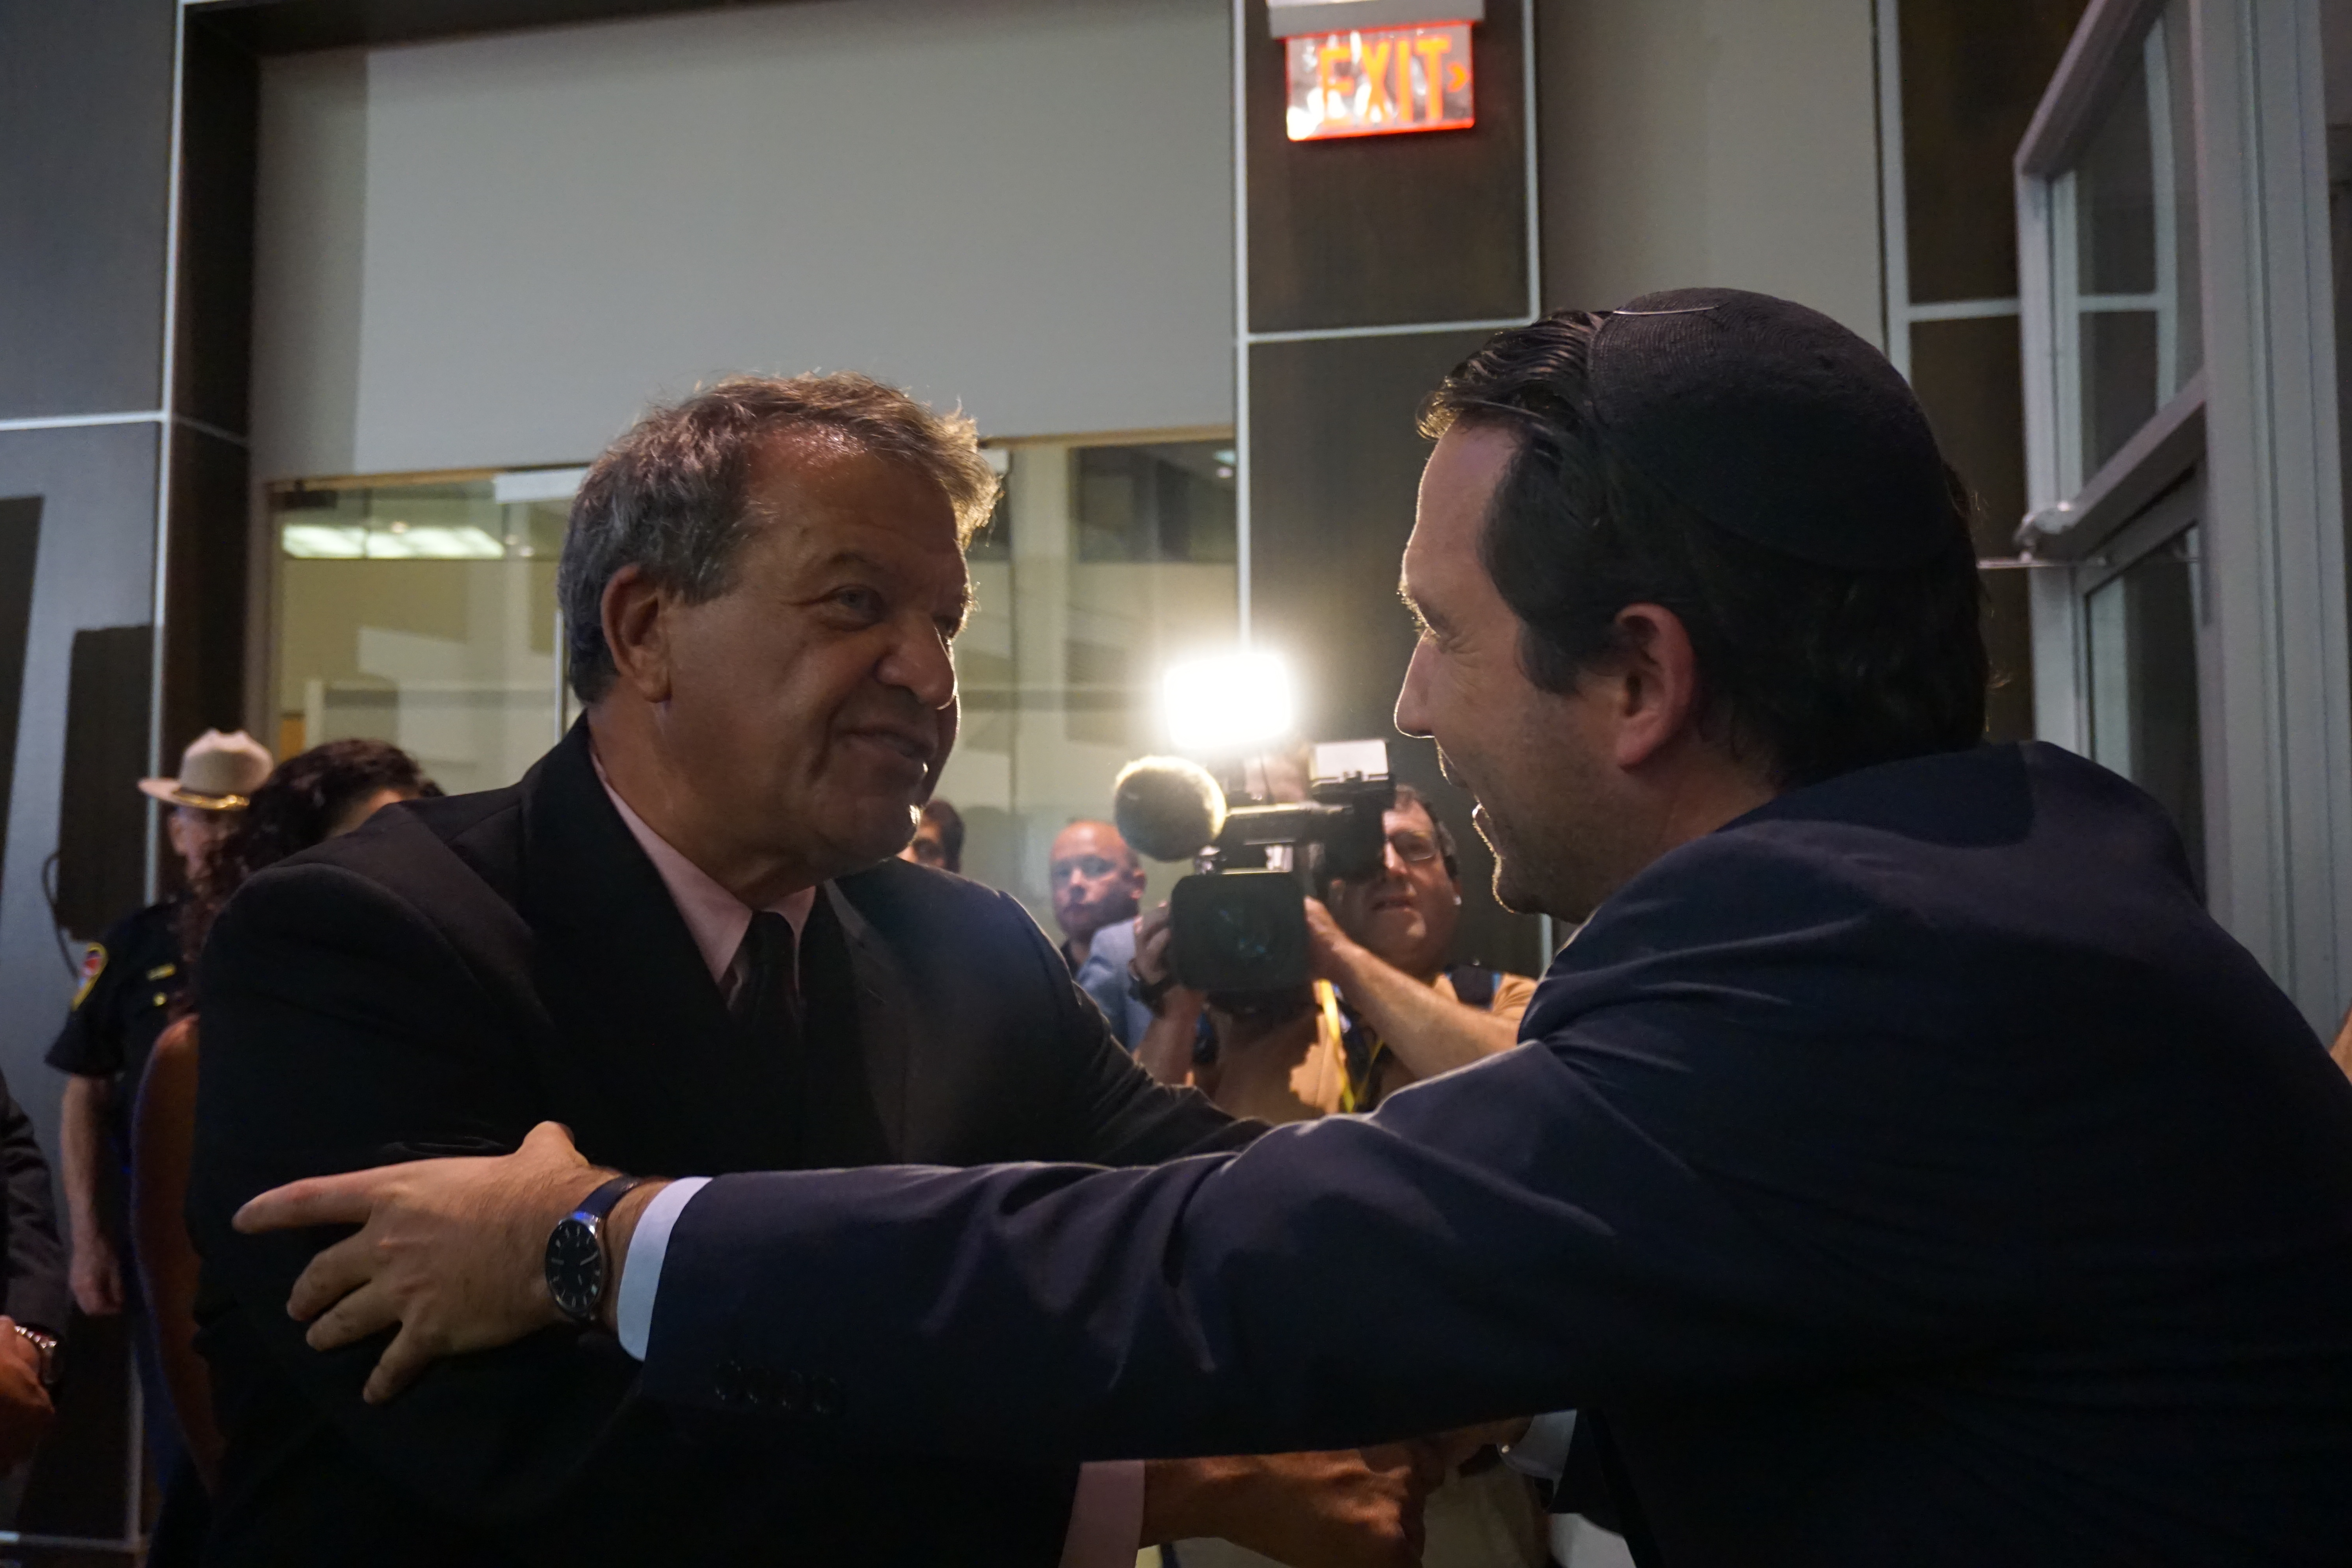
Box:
[1502,1410,1579,1486]
[615,1175,710,1361]
[1058,1459,1146,1568]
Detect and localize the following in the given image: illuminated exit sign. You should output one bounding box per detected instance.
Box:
[1285,22,1474,142]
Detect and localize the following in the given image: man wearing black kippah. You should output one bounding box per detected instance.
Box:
[241,290,2352,1567]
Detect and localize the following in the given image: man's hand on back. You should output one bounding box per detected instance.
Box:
[234,1121,638,1404]
[1143,1449,1432,1568]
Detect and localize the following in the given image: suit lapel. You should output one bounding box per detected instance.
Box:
[809,882,911,1161]
[514,722,802,1174]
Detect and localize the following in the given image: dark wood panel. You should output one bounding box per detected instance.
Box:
[51,625,153,944]
[1249,327,1543,972]
[0,499,39,900]
[1899,0,2087,303]
[161,427,251,763]
[1245,2,1529,333]
[176,21,260,437]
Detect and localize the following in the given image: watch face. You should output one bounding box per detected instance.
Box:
[545,1216,604,1322]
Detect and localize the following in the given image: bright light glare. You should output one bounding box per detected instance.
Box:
[1163,651,1296,754]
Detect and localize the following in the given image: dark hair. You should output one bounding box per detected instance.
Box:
[559,373,1001,704]
[1419,311,1987,788]
[920,797,966,875]
[181,739,441,968]
[1388,783,1459,879]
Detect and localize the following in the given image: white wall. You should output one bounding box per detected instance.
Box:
[251,0,1235,482]
[1537,0,1884,348]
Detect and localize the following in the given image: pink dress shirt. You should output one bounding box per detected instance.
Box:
[595,766,1145,1566]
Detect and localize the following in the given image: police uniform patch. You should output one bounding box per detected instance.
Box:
[71,944,105,1011]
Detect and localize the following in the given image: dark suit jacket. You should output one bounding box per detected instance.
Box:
[187,722,1249,1566]
[638,743,2352,1567]
[0,1070,67,1340]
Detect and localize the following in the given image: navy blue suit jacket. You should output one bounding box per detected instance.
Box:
[641,743,2352,1566]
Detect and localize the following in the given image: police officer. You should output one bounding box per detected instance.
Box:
[45,730,269,1465]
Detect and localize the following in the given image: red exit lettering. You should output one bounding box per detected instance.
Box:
[1286,22,1475,143]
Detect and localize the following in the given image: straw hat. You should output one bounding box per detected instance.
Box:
[138,730,275,812]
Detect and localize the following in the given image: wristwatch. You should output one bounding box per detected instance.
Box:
[12,1325,56,1388]
[544,1174,648,1327]
[1128,959,1179,1015]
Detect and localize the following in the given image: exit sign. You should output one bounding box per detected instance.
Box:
[1285,22,1473,142]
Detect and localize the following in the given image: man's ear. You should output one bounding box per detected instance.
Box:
[602,565,675,703]
[1608,603,1703,771]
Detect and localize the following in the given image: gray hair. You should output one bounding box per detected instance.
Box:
[557,372,1000,703]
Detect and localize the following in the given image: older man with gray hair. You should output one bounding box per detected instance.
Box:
[185,374,1423,1566]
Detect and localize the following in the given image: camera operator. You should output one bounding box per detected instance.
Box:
[1304,785,1533,1109]
[1125,788,1533,1121]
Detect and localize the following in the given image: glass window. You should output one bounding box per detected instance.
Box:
[1073,444,1238,563]
[2054,2,2201,488]
[2086,525,2204,889]
[943,437,1238,928]
[270,470,573,796]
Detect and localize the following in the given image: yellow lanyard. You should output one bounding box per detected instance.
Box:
[1322,979,1388,1114]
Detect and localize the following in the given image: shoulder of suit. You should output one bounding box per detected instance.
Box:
[1561,818,1941,999]
[837,853,1016,909]
[833,856,1047,944]
[240,780,526,930]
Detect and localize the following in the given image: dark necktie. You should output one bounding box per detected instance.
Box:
[733,910,802,1051]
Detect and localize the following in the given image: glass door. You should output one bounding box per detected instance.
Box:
[269,467,579,795]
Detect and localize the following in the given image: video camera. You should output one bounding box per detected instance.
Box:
[1112,740,1396,997]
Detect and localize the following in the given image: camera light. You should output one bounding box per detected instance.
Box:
[1162,650,1296,755]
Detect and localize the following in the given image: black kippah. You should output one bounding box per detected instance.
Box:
[1584,287,1953,572]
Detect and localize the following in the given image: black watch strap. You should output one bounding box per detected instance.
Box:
[1129,961,1178,1014]
[546,1174,648,1326]
[574,1173,646,1228]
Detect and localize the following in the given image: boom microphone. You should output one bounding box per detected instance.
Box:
[1112,756,1227,863]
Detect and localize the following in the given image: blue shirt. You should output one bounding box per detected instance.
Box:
[1070,917,1154,1053]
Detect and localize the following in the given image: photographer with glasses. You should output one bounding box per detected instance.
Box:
[1303,786,1534,1112]
[1142,783,1536,1136]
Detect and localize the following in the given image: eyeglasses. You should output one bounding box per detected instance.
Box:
[1387,832,1443,865]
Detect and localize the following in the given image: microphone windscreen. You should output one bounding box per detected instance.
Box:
[1113,757,1227,862]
